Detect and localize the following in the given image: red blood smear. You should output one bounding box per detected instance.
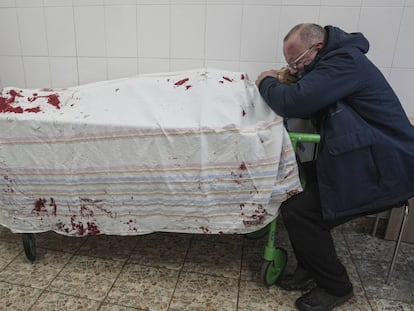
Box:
[241,74,245,80]
[186,85,192,90]
[33,198,46,212]
[29,93,61,109]
[25,107,41,113]
[50,198,57,216]
[0,89,25,113]
[242,109,246,117]
[87,222,100,235]
[1,89,60,113]
[47,94,60,109]
[174,78,189,86]
[222,76,233,82]
[240,162,247,170]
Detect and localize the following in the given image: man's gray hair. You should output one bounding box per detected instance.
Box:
[284,23,325,46]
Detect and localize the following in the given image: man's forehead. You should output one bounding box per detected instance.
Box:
[283,33,304,59]
[284,32,303,50]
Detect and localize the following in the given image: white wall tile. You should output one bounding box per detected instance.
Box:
[0,8,21,55]
[171,5,205,59]
[170,58,204,71]
[107,58,138,79]
[171,0,206,4]
[77,57,107,84]
[393,7,414,68]
[389,68,414,117]
[104,0,135,4]
[137,5,170,58]
[44,0,73,6]
[205,59,239,71]
[406,0,414,6]
[49,57,78,87]
[18,8,48,56]
[0,56,25,87]
[319,7,360,31]
[205,5,242,60]
[358,7,403,67]
[45,7,76,56]
[73,0,103,5]
[138,58,170,74]
[207,0,242,4]
[362,0,404,6]
[244,0,282,4]
[23,56,51,88]
[282,0,320,5]
[74,6,106,57]
[240,5,281,62]
[105,6,137,57]
[136,0,169,4]
[321,0,361,5]
[0,0,16,7]
[16,0,43,7]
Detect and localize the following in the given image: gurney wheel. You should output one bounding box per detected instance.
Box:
[261,247,287,287]
[22,233,36,263]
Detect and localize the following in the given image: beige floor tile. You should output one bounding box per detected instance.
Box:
[368,298,414,311]
[128,233,190,270]
[48,255,123,300]
[169,271,238,311]
[0,240,22,270]
[0,248,71,289]
[238,280,300,311]
[77,235,137,261]
[0,281,42,310]
[30,291,101,311]
[105,263,179,310]
[334,295,373,311]
[183,240,242,279]
[192,233,245,245]
[99,302,141,310]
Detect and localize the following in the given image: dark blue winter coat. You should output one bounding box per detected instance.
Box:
[258,25,414,220]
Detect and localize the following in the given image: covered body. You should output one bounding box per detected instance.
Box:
[0,69,300,236]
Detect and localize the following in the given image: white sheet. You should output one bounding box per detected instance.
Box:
[0,68,301,236]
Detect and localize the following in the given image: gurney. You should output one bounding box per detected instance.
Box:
[0,68,316,285]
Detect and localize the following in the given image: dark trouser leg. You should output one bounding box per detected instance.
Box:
[281,161,353,296]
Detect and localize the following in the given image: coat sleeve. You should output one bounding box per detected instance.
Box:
[258,52,362,118]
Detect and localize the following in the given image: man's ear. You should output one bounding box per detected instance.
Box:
[315,41,324,49]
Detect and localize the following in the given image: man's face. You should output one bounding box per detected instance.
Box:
[283,33,317,76]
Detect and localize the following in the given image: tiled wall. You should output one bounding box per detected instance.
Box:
[1,0,413,116]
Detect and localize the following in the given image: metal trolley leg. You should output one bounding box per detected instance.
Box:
[386,201,409,284]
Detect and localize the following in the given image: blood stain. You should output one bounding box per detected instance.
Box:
[174,78,189,86]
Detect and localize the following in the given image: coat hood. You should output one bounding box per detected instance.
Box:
[303,26,369,74]
[321,25,370,57]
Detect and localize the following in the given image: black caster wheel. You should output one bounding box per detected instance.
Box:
[261,247,287,286]
[22,233,36,263]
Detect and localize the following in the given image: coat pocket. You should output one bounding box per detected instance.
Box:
[326,128,376,156]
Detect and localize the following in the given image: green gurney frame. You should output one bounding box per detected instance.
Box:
[259,132,320,286]
[21,132,322,288]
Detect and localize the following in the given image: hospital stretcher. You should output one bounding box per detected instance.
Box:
[0,68,318,286]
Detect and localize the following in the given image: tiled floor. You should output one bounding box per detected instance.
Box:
[0,217,413,311]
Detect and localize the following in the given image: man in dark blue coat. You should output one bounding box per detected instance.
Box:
[256,23,414,311]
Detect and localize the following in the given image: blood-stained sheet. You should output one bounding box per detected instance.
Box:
[0,68,301,236]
